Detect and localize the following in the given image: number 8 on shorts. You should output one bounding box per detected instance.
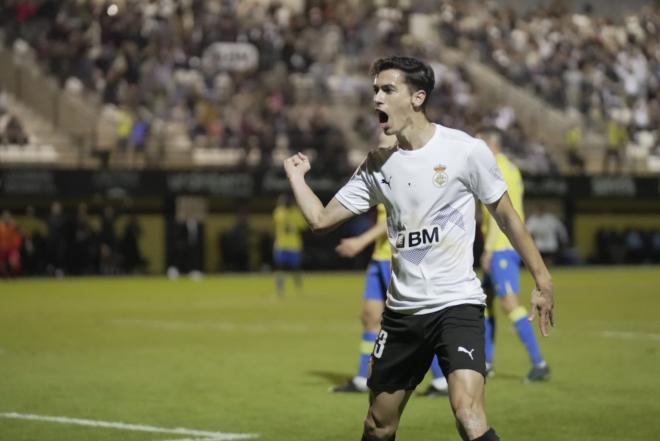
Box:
[373,330,388,358]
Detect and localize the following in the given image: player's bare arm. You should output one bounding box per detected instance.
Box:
[486,192,555,336]
[480,213,500,273]
[283,152,355,233]
[336,221,387,258]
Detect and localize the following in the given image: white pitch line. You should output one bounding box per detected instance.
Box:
[160,438,227,441]
[0,412,259,440]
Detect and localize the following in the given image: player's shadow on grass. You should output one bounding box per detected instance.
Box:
[308,370,525,388]
[308,370,353,386]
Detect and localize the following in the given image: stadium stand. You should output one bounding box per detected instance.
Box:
[1,0,568,174]
[0,90,64,165]
[439,0,660,173]
[0,0,659,278]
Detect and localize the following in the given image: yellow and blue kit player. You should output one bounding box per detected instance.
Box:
[273,194,307,296]
[332,204,448,394]
[478,128,550,382]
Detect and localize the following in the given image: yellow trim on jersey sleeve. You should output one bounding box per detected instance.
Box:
[482,154,524,252]
[372,204,392,261]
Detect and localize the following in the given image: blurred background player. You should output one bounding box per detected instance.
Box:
[272,193,307,297]
[332,204,449,395]
[526,204,569,266]
[477,127,550,382]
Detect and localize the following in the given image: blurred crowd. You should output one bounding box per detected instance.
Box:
[0,202,145,277]
[594,226,660,265]
[2,0,359,174]
[441,0,660,170]
[1,0,561,175]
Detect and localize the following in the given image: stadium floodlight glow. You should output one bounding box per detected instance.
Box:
[107,4,118,16]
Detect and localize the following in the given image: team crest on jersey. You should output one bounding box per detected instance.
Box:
[433,164,448,188]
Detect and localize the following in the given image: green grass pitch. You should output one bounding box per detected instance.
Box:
[1,267,659,441]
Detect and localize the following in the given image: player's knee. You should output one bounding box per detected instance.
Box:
[360,309,380,331]
[363,414,397,441]
[499,294,518,314]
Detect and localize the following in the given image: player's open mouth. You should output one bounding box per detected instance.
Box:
[377,110,389,129]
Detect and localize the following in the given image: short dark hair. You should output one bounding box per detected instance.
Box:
[370,56,435,109]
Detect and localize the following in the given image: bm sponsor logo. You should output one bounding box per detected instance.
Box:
[396,226,441,249]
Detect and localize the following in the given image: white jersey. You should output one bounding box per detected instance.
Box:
[336,124,507,315]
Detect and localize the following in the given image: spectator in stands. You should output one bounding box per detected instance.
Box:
[69,203,95,275]
[0,0,486,172]
[623,227,645,264]
[220,208,251,272]
[120,215,145,274]
[20,205,47,275]
[0,112,29,145]
[8,0,656,175]
[651,229,660,264]
[115,105,134,151]
[565,125,586,174]
[46,200,66,277]
[124,107,151,166]
[173,215,204,279]
[98,205,117,275]
[0,210,23,277]
[604,116,628,174]
[596,228,627,264]
[441,1,660,176]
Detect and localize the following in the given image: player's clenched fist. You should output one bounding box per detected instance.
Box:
[283,152,311,180]
[335,237,363,258]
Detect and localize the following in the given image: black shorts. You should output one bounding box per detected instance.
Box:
[367,304,486,392]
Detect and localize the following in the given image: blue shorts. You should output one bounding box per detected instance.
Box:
[274,249,302,270]
[363,260,391,301]
[487,250,521,296]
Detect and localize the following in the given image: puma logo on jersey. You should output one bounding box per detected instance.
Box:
[458,346,475,360]
[381,175,392,189]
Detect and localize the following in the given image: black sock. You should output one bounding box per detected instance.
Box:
[472,428,500,441]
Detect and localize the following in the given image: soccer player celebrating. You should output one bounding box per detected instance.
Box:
[284,56,554,441]
[332,203,449,395]
[476,127,551,382]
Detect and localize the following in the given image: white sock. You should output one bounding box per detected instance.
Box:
[352,376,369,392]
[432,376,448,391]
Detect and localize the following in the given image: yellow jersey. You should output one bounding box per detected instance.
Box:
[273,205,307,252]
[481,153,524,252]
[372,204,392,261]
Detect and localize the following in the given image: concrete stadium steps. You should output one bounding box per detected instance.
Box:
[3,94,78,166]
